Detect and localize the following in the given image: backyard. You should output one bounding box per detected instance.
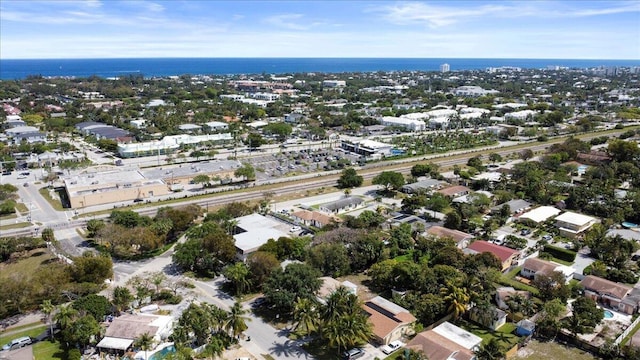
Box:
[514,340,597,360]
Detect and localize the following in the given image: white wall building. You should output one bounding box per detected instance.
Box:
[380,116,426,131]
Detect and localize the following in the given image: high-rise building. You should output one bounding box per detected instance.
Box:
[440,63,450,73]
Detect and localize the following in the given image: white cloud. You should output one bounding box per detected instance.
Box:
[376,2,511,28]
[263,13,313,31]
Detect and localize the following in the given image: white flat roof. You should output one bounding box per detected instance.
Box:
[97,337,134,350]
[519,206,561,223]
[554,211,596,226]
[432,321,482,350]
[233,214,290,253]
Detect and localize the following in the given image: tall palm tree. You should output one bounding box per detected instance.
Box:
[40,300,55,340]
[224,301,251,339]
[292,297,318,336]
[440,283,470,321]
[134,332,154,360]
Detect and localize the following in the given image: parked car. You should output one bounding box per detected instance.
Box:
[542,234,553,241]
[381,340,404,354]
[341,348,364,360]
[2,337,31,351]
[520,229,532,236]
[289,226,301,232]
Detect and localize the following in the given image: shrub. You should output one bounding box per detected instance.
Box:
[542,244,577,262]
[152,290,182,305]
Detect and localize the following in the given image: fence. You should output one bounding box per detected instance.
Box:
[614,314,640,345]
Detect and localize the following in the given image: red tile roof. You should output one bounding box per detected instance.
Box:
[467,240,519,262]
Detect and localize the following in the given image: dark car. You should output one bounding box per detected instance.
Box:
[520,229,531,236]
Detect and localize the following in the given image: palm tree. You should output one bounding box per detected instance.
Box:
[292,297,318,336]
[224,301,251,338]
[223,262,252,296]
[134,332,154,360]
[441,283,470,321]
[40,299,55,340]
[475,338,505,360]
[54,304,78,332]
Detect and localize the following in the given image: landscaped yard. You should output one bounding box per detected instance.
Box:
[459,320,521,350]
[514,340,597,360]
[499,266,540,295]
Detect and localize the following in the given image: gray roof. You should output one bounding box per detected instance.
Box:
[321,197,363,211]
[492,199,532,213]
[91,127,130,139]
[402,179,443,192]
[75,121,104,130]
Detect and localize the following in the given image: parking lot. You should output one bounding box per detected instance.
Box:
[244,148,362,180]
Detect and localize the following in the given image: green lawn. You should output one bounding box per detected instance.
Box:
[0,325,47,345]
[38,187,64,211]
[33,340,65,360]
[459,320,521,349]
[513,339,597,360]
[0,221,32,230]
[498,267,540,295]
[0,251,53,280]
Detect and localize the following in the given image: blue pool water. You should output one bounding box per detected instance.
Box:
[391,149,405,156]
[604,310,614,319]
[622,222,639,229]
[149,345,175,360]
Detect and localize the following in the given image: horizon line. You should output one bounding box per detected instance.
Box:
[2,56,639,61]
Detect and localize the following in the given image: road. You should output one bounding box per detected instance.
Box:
[0,128,630,241]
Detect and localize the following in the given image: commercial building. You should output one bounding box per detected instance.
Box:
[452,86,499,97]
[63,169,169,209]
[140,160,241,186]
[117,133,232,158]
[322,80,346,88]
[440,63,450,73]
[341,139,393,158]
[380,116,426,131]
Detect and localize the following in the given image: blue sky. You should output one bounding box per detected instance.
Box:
[1,0,639,59]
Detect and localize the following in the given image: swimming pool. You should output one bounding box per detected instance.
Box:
[391,149,405,156]
[604,310,614,319]
[148,344,175,360]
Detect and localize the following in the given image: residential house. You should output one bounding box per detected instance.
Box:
[469,306,507,331]
[517,206,562,224]
[554,211,597,238]
[580,275,636,314]
[204,121,229,131]
[96,314,173,354]
[178,124,202,133]
[426,226,474,249]
[316,277,357,304]
[491,199,532,215]
[437,185,471,198]
[401,179,445,194]
[291,209,336,228]
[495,287,531,310]
[406,322,481,360]
[520,258,574,284]
[319,197,364,214]
[232,213,291,261]
[464,241,520,271]
[362,296,416,345]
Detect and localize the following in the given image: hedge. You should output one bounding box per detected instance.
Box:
[542,244,577,262]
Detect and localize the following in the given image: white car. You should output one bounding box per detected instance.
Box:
[381,340,404,355]
[289,226,301,232]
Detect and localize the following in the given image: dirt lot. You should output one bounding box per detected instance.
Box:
[514,340,597,360]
